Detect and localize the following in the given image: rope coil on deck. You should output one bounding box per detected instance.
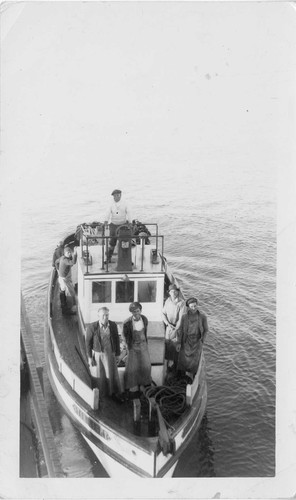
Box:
[142,375,191,423]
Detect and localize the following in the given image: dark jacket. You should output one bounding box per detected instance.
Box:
[123,315,148,350]
[177,310,208,346]
[85,320,120,358]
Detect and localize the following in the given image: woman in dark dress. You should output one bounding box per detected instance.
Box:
[123,302,151,397]
[177,297,209,378]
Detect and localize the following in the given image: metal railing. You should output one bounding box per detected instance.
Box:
[78,223,165,274]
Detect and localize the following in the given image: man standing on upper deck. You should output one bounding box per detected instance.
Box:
[104,189,131,263]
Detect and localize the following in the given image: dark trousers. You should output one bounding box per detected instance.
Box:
[165,339,179,365]
[109,223,120,249]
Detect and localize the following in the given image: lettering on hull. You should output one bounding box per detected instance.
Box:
[72,404,111,441]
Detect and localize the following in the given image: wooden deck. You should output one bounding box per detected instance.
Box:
[50,279,160,438]
[51,282,90,386]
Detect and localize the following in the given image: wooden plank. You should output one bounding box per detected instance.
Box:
[21,296,64,478]
[20,294,44,390]
[20,361,39,477]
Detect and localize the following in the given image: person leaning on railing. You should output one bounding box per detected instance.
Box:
[52,241,64,267]
[55,246,77,315]
[104,189,131,263]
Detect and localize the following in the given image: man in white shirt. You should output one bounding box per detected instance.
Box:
[104,189,131,262]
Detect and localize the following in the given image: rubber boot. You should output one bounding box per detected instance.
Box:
[60,291,74,315]
[60,291,67,313]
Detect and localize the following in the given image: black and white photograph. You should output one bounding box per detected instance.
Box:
[1,1,295,498]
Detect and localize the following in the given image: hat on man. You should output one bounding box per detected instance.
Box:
[111,189,122,195]
[168,284,179,292]
[186,297,199,307]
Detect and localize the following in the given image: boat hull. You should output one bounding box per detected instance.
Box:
[45,318,207,477]
[45,228,208,477]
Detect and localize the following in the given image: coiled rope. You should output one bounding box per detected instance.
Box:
[142,375,191,425]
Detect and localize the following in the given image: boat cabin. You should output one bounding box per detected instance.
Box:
[76,222,166,324]
[75,222,167,385]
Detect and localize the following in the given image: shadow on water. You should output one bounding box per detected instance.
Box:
[44,371,109,478]
[174,414,216,477]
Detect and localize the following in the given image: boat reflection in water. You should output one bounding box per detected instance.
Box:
[45,221,208,478]
[174,414,215,477]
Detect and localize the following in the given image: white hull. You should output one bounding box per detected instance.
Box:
[81,434,178,478]
[46,340,207,478]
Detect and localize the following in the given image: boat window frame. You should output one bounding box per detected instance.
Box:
[115,280,135,304]
[113,277,159,305]
[91,280,112,304]
[88,276,162,308]
[137,279,157,303]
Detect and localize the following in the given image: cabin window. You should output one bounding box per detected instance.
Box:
[115,281,134,303]
[138,280,157,302]
[92,281,112,303]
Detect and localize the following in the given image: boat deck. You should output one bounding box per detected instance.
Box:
[51,280,161,441]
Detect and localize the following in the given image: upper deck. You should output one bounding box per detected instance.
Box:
[75,222,168,325]
[76,222,166,276]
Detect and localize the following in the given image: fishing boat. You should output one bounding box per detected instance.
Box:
[45,221,207,477]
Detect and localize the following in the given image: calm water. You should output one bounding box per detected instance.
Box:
[21,161,276,477]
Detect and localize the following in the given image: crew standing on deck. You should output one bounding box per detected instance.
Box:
[55,245,77,315]
[85,307,124,403]
[104,189,131,263]
[162,284,186,372]
[123,302,151,399]
[176,297,208,379]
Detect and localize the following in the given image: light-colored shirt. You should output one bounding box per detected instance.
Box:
[105,199,131,225]
[57,254,77,278]
[99,322,110,334]
[162,297,186,330]
[132,317,144,331]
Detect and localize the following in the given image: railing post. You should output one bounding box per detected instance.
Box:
[86,237,89,274]
[141,236,145,271]
[106,226,109,272]
[101,224,105,270]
